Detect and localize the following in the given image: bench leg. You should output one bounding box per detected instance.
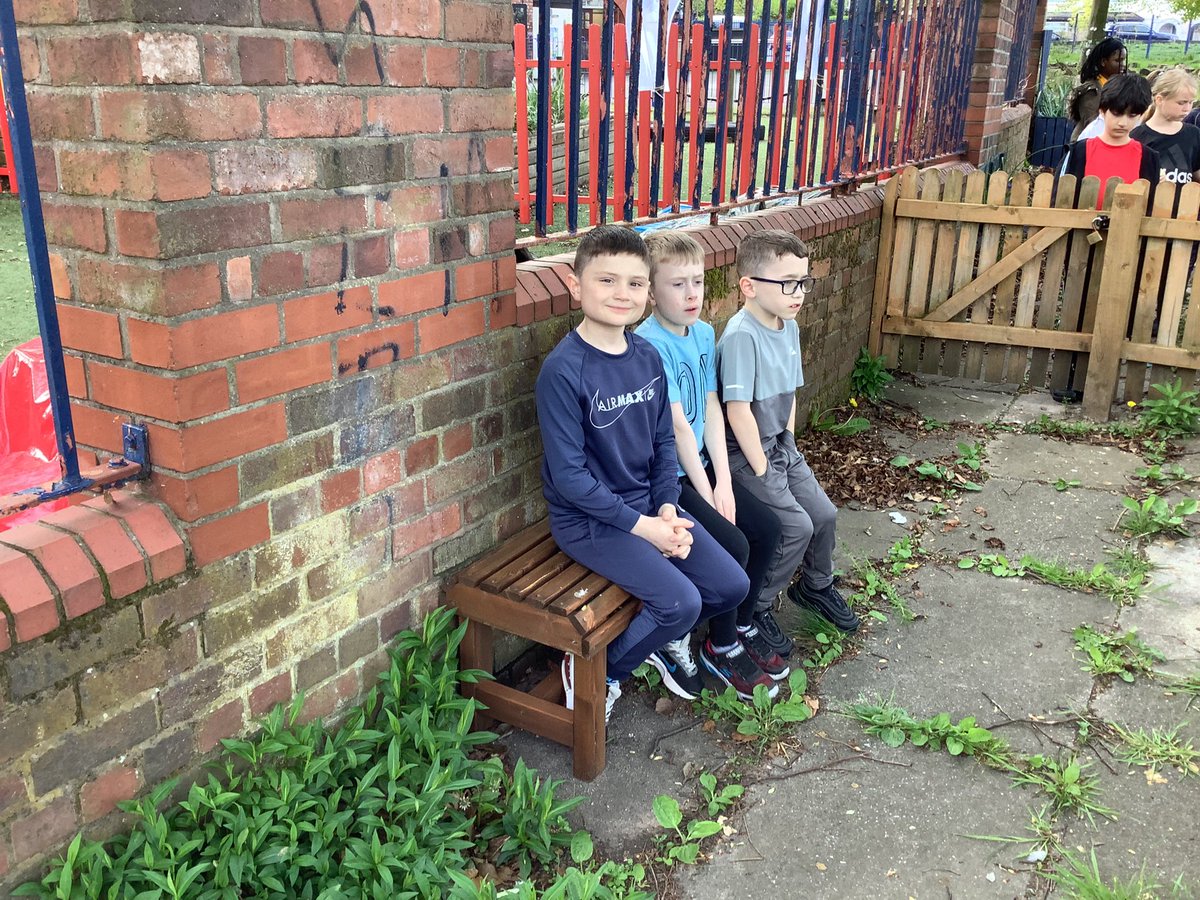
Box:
[460,618,496,732]
[571,653,607,781]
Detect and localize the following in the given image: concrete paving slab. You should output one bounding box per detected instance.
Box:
[986,433,1143,490]
[920,480,1128,566]
[819,567,1113,755]
[1090,679,1200,748]
[498,688,729,854]
[835,508,916,566]
[1059,762,1200,890]
[885,381,1016,425]
[678,720,1038,899]
[1000,391,1083,425]
[880,427,975,461]
[1121,539,1200,677]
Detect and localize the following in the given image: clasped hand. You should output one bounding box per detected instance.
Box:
[632,504,694,559]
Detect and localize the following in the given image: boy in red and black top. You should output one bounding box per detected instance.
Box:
[1063,74,1160,206]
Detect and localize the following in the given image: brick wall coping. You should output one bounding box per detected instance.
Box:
[515,183,888,324]
[0,489,186,652]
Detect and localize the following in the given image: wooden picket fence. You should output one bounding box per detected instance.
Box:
[869,166,1200,420]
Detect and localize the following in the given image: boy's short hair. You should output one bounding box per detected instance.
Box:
[644,231,705,280]
[735,229,810,278]
[1097,73,1152,116]
[573,225,651,278]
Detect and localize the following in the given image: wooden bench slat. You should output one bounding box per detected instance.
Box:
[457,520,551,587]
[525,561,591,606]
[447,583,586,654]
[549,572,616,617]
[503,552,577,602]
[472,681,574,748]
[481,539,561,592]
[572,583,635,635]
[582,602,640,657]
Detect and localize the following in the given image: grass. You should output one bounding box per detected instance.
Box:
[0,197,36,359]
[1047,847,1183,899]
[1073,625,1164,683]
[1109,723,1200,777]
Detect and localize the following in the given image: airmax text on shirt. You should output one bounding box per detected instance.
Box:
[589,377,660,427]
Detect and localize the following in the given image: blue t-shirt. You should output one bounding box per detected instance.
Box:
[535,330,681,532]
[634,316,716,477]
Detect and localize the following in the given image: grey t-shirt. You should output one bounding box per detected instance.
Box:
[716,308,804,459]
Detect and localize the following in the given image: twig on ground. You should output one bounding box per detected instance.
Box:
[648,720,702,759]
[981,691,1076,755]
[757,753,912,783]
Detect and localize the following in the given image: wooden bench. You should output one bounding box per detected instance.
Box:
[445,519,640,780]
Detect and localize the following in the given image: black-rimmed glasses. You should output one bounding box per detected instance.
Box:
[748,275,816,296]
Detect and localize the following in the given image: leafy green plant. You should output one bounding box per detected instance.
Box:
[845,699,1013,767]
[890,455,982,491]
[849,560,914,621]
[1140,378,1200,436]
[957,553,1026,577]
[1109,723,1200,777]
[920,416,951,431]
[1011,754,1114,824]
[955,441,984,472]
[1046,848,1176,899]
[1163,671,1200,709]
[652,795,723,866]
[477,759,587,877]
[885,535,924,577]
[695,670,813,748]
[448,860,652,900]
[795,611,848,670]
[1118,494,1198,538]
[850,347,893,404]
[698,772,744,817]
[960,552,1150,606]
[1136,463,1195,487]
[810,406,872,436]
[1073,625,1164,683]
[16,609,617,900]
[1054,477,1082,491]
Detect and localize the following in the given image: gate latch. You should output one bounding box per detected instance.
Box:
[1087,214,1110,245]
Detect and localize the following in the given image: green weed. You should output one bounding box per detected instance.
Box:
[890,455,983,491]
[1136,463,1196,488]
[1140,379,1200,437]
[845,699,1013,767]
[1109,723,1200,778]
[1073,625,1164,683]
[960,552,1150,605]
[849,560,914,622]
[850,347,893,404]
[1118,494,1198,539]
[1046,847,1185,900]
[698,772,744,817]
[694,670,813,750]
[965,805,1060,862]
[885,535,924,576]
[477,759,587,877]
[651,795,723,866]
[1011,754,1115,825]
[955,440,984,472]
[1163,672,1200,709]
[1055,477,1082,491]
[810,406,873,436]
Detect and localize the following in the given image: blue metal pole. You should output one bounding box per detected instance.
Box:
[535,0,552,235]
[711,0,735,206]
[1146,14,1154,59]
[566,0,583,232]
[745,0,772,199]
[691,0,714,211]
[623,0,643,221]
[776,0,806,192]
[671,1,693,212]
[0,0,89,493]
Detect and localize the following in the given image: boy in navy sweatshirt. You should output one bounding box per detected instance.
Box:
[536,226,749,723]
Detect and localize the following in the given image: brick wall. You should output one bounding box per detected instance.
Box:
[0,0,520,886]
[966,0,1026,168]
[996,105,1033,173]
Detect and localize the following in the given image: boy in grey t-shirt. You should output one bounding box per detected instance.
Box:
[717,230,859,636]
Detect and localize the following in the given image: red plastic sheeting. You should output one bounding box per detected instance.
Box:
[0,338,66,531]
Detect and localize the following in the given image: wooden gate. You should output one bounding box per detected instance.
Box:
[868,166,1200,419]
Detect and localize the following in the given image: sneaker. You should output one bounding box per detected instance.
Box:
[752,608,795,659]
[561,653,576,710]
[605,679,622,723]
[740,627,790,681]
[788,581,860,633]
[700,639,778,700]
[647,637,704,700]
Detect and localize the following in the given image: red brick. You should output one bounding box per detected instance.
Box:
[353,234,389,278]
[80,766,141,823]
[238,36,286,84]
[419,301,485,353]
[394,229,431,268]
[455,259,499,300]
[393,503,461,557]
[0,543,59,640]
[64,353,86,398]
[18,34,39,79]
[213,144,319,195]
[59,147,152,200]
[156,202,273,257]
[150,149,211,201]
[9,796,77,865]
[113,209,160,257]
[49,504,148,600]
[411,136,469,179]
[85,491,186,583]
[188,504,270,567]
[98,90,262,142]
[448,91,513,132]
[266,93,362,138]
[320,469,360,513]
[56,305,122,358]
[283,286,372,342]
[1,521,103,620]
[148,403,287,472]
[383,44,424,86]
[279,195,367,241]
[77,260,222,317]
[404,435,438,476]
[485,135,513,172]
[445,1,510,41]
[196,698,243,752]
[378,185,444,227]
[442,423,473,461]
[43,201,106,253]
[423,45,461,87]
[14,0,77,24]
[202,33,236,84]
[378,270,445,317]
[151,467,240,523]
[291,39,340,84]
[88,362,230,422]
[365,93,444,135]
[250,672,293,717]
[47,34,134,85]
[306,241,347,288]
[363,449,402,494]
[345,41,385,85]
[258,251,305,296]
[128,304,278,369]
[70,403,126,455]
[135,32,202,83]
[227,256,252,301]
[236,343,333,403]
[336,322,415,375]
[489,291,517,330]
[27,89,94,141]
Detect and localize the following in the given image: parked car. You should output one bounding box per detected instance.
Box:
[1108,23,1178,42]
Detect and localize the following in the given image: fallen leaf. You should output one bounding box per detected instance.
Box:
[1146,768,1169,785]
[702,719,717,733]
[655,697,674,715]
[732,731,758,743]
[974,506,987,516]
[984,537,1006,549]
[815,863,827,871]
[941,518,961,533]
[804,695,820,714]
[980,523,995,531]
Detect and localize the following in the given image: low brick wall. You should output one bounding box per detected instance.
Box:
[996,104,1033,172]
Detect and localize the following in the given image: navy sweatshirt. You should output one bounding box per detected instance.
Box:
[535,330,681,532]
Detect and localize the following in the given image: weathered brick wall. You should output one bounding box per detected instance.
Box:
[1,0,519,886]
[966,0,1026,167]
[997,105,1033,173]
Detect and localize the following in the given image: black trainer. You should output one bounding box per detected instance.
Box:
[647,637,704,700]
[788,581,860,633]
[751,608,795,658]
